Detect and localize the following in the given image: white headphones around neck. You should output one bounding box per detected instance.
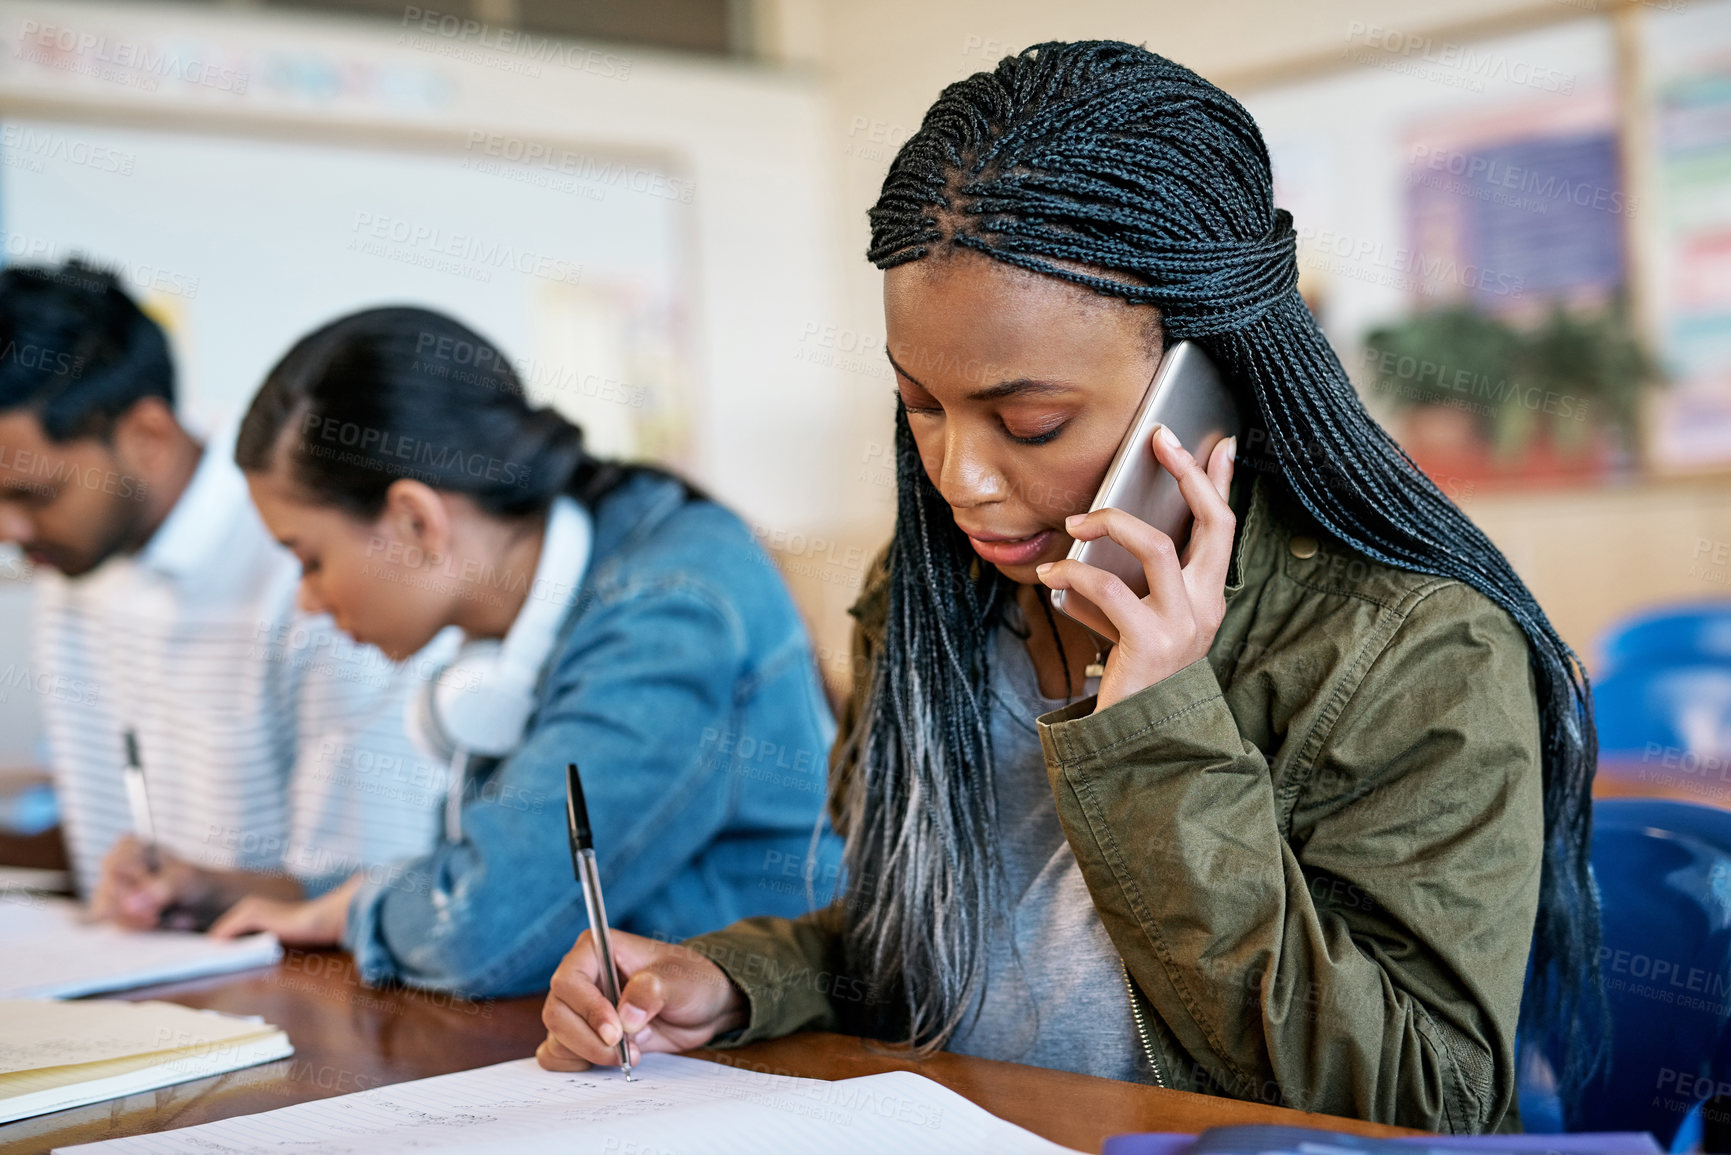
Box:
[405,496,590,837]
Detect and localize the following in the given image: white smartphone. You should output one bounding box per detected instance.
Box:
[1051,340,1240,637]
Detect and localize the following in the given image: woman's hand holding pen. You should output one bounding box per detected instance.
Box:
[90,836,217,930]
[538,928,747,1072]
[1036,427,1237,713]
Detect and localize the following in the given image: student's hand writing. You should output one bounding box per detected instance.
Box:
[89,836,216,930]
[1037,427,1237,712]
[538,928,747,1071]
[209,874,361,945]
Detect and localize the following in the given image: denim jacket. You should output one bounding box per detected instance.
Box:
[345,472,843,997]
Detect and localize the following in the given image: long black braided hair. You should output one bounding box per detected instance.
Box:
[842,40,1606,1104]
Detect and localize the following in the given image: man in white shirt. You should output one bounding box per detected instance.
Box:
[0,259,443,925]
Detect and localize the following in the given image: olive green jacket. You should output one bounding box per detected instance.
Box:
[686,475,1543,1134]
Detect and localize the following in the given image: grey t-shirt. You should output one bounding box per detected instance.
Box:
[945,624,1151,1083]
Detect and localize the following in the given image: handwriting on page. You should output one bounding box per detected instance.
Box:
[59,1055,1084,1154]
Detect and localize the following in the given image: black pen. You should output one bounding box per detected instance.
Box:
[565,762,633,1080]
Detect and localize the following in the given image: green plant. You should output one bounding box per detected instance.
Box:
[1361,302,1654,459]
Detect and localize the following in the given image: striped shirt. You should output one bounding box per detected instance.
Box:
[31,423,444,898]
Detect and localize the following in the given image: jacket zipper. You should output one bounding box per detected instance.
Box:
[1119,958,1167,1088]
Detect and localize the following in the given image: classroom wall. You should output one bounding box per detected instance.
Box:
[1470,478,1731,667]
[0,0,1721,758]
[0,0,849,764]
[796,0,1586,524]
[773,0,1731,694]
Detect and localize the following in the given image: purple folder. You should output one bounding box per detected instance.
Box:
[1102,1126,1663,1155]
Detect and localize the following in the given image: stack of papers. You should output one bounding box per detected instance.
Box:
[0,898,281,998]
[56,1054,1086,1154]
[0,999,293,1125]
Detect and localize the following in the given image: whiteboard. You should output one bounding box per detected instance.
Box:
[0,119,694,461]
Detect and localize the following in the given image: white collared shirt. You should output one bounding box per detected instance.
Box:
[31,422,444,897]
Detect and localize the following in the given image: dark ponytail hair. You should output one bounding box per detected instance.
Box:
[848,40,1606,1107]
[236,306,655,516]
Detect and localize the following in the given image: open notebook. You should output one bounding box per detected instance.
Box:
[1,999,293,1125]
[0,897,281,998]
[56,1053,1085,1154]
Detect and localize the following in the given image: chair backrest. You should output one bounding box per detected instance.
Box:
[1521,799,1731,1145]
[1598,604,1731,675]
[1594,663,1731,780]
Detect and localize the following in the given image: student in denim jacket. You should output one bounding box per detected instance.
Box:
[195,305,840,998]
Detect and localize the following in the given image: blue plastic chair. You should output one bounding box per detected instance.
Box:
[1594,662,1731,778]
[1593,604,1731,797]
[1519,799,1731,1147]
[1597,604,1731,676]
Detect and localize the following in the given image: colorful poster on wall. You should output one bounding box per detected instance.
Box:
[1403,90,1628,317]
[1648,65,1731,471]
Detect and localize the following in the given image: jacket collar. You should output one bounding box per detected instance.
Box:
[551,471,693,637]
[585,471,691,568]
[528,470,696,707]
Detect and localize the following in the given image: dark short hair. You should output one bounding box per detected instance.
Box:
[0,259,174,441]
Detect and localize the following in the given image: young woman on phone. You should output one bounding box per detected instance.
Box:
[199,306,840,998]
[536,43,1602,1131]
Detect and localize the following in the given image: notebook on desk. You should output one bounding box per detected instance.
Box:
[0,999,292,1125]
[0,897,281,998]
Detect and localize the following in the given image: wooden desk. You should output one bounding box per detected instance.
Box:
[0,951,1419,1155]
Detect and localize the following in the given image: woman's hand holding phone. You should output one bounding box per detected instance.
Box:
[1037,426,1237,712]
[537,928,749,1071]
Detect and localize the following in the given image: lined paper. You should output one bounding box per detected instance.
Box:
[58,1054,1085,1154]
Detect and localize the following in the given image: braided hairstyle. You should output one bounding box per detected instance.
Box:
[847,41,1606,1101]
